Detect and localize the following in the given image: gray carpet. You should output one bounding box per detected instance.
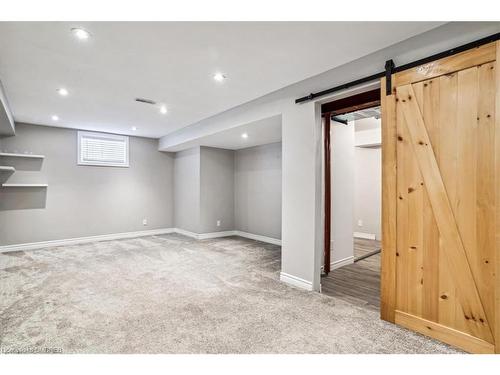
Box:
[0,234,459,353]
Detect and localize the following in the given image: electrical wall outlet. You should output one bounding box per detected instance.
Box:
[216,220,221,227]
[357,219,363,227]
[143,218,148,226]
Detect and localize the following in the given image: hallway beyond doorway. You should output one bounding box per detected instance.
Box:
[322,238,380,311]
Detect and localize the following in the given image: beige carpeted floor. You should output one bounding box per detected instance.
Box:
[0,234,460,354]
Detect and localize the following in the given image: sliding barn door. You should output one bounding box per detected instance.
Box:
[381,41,500,353]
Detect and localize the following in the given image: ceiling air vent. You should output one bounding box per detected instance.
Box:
[135,98,157,105]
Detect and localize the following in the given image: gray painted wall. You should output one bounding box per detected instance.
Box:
[173,146,235,234]
[173,147,201,233]
[354,147,381,240]
[173,144,282,238]
[200,147,235,233]
[2,131,280,244]
[234,142,282,239]
[0,123,174,246]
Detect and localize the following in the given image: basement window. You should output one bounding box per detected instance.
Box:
[77,131,129,167]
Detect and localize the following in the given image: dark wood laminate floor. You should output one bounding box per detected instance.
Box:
[321,238,381,311]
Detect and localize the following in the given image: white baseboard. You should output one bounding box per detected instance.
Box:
[353,231,376,240]
[0,228,175,253]
[172,228,201,239]
[173,228,236,240]
[331,255,355,270]
[280,272,313,291]
[320,255,355,272]
[198,230,237,240]
[0,227,281,253]
[234,231,281,246]
[174,228,282,245]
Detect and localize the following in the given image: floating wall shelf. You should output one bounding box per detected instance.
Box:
[1,183,48,188]
[355,143,381,149]
[0,152,45,159]
[0,166,15,172]
[0,152,46,187]
[0,165,15,183]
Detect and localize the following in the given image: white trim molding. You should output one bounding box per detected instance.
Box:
[173,228,201,239]
[174,228,282,245]
[77,131,130,168]
[0,228,175,253]
[0,228,282,253]
[331,255,354,270]
[353,231,376,240]
[280,272,313,291]
[198,230,237,240]
[173,228,236,240]
[234,231,281,246]
[320,255,355,272]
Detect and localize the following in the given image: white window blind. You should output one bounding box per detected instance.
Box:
[77,131,129,167]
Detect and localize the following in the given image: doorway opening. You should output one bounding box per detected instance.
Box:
[320,88,382,311]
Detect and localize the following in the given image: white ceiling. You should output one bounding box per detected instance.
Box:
[163,115,282,152]
[0,22,443,138]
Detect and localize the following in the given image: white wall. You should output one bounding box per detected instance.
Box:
[327,117,381,265]
[330,121,355,265]
[234,142,282,239]
[353,120,381,240]
[355,128,381,147]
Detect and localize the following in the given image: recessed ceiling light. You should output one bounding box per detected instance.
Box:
[71,28,91,40]
[57,88,69,97]
[51,115,59,121]
[213,73,227,82]
[241,133,248,139]
[160,105,167,115]
[131,126,137,131]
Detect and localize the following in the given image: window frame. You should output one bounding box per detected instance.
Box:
[77,131,130,168]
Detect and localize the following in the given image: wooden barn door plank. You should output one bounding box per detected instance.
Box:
[406,82,424,317]
[397,83,494,343]
[396,102,409,313]
[420,78,440,322]
[454,67,480,336]
[395,310,494,353]
[494,41,500,354]
[394,42,496,86]
[476,61,496,330]
[380,77,397,323]
[437,73,459,329]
